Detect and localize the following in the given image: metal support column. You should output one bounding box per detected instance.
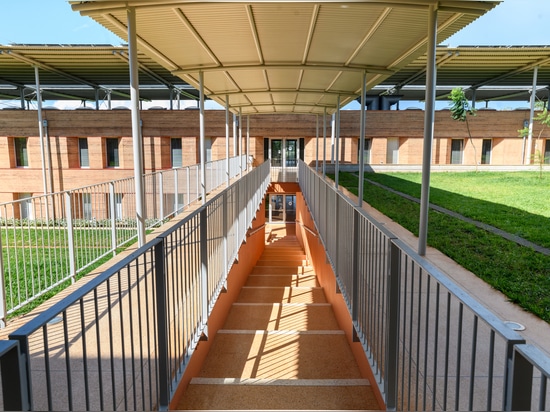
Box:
[323,107,327,178]
[335,95,341,189]
[239,107,243,178]
[225,95,230,187]
[418,5,438,256]
[525,66,539,165]
[34,67,48,197]
[315,114,319,172]
[199,71,206,204]
[127,7,146,246]
[358,70,367,207]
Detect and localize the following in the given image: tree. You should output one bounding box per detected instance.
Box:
[518,103,550,178]
[449,87,478,169]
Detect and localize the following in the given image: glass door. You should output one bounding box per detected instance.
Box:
[285,139,297,166]
[266,194,296,223]
[271,140,283,167]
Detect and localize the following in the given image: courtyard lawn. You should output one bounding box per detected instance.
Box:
[1,227,138,318]
[335,171,550,323]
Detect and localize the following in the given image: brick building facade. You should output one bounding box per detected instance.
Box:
[1,108,548,204]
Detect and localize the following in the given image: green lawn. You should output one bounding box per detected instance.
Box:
[1,227,138,317]
[335,171,550,323]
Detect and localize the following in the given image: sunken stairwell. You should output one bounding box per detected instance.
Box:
[176,231,381,410]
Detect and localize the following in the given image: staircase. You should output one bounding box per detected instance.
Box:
[176,231,381,410]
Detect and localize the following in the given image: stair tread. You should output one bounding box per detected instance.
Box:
[245,274,318,287]
[175,234,382,411]
[237,286,327,303]
[178,381,381,410]
[197,332,363,379]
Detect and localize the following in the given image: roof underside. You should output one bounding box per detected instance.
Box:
[66,0,501,114]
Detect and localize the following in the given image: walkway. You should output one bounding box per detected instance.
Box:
[174,227,381,410]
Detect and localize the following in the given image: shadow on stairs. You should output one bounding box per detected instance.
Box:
[174,231,382,411]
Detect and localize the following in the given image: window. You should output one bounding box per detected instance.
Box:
[386,138,399,164]
[545,140,550,164]
[15,138,28,167]
[450,139,463,164]
[106,138,119,167]
[82,193,92,220]
[19,193,33,219]
[171,138,182,168]
[481,139,492,165]
[79,138,89,167]
[358,138,371,164]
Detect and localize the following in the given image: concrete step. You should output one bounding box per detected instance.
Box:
[180,378,380,410]
[223,303,339,331]
[237,286,327,304]
[196,330,363,379]
[250,265,315,275]
[255,259,310,266]
[245,273,318,287]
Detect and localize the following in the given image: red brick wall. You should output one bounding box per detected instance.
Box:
[1,109,548,197]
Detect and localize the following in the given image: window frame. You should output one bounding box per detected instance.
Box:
[106,138,120,168]
[14,137,29,167]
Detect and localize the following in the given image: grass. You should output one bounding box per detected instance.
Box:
[1,226,139,319]
[334,171,550,323]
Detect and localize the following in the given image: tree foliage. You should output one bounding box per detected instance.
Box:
[449,87,477,121]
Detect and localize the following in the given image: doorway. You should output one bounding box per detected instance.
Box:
[266,194,296,223]
[266,139,303,167]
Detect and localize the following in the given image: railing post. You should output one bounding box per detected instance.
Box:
[174,169,179,215]
[159,172,164,221]
[385,239,401,411]
[154,238,170,411]
[200,207,209,335]
[109,183,117,257]
[505,345,533,411]
[0,340,29,411]
[351,208,360,340]
[185,167,190,207]
[64,192,77,282]
[0,229,7,328]
[223,190,228,289]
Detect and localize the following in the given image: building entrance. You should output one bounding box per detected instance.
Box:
[266,194,296,223]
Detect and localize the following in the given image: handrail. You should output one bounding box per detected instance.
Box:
[297,160,549,411]
[3,160,270,411]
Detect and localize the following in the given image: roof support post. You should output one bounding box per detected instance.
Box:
[34,67,48,199]
[418,5,438,257]
[239,107,243,178]
[225,95,230,187]
[335,95,341,189]
[315,114,319,172]
[323,107,327,178]
[19,87,25,110]
[95,88,100,110]
[525,66,539,165]
[127,6,146,246]
[199,70,206,204]
[246,115,250,171]
[358,70,367,207]
[233,113,237,160]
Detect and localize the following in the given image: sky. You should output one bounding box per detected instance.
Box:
[1,0,549,47]
[1,0,549,109]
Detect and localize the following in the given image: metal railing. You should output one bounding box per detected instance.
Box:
[1,160,269,411]
[298,160,550,411]
[0,156,247,323]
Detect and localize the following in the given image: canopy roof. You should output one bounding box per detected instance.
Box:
[2,43,550,109]
[68,0,501,114]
